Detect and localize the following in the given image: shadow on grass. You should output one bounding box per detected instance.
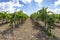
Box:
[31,19,60,40]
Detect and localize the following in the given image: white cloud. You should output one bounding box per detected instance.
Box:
[0,1,14,12]
[34,0,43,7]
[47,8,60,14]
[20,0,43,4]
[0,0,23,13]
[54,0,60,7]
[34,0,43,3]
[23,11,27,13]
[14,3,23,7]
[20,0,32,4]
[16,9,20,11]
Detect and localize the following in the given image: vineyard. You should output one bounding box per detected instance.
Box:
[0,7,60,40]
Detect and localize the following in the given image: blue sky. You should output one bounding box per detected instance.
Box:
[0,0,60,15]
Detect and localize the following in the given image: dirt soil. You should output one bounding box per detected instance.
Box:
[0,18,60,40]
